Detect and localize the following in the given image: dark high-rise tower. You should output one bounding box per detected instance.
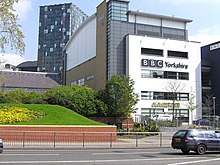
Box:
[37,3,88,76]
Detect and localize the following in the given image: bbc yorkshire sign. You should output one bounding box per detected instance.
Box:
[141,59,188,69]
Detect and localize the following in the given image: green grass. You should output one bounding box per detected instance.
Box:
[0,104,105,125]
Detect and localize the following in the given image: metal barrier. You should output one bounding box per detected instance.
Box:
[0,131,174,148]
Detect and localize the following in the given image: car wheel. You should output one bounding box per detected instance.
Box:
[181,149,190,154]
[196,144,206,155]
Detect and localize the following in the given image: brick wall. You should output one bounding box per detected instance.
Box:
[89,117,134,129]
[0,125,117,142]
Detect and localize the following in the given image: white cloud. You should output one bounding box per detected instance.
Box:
[0,54,26,66]
[13,0,33,21]
[189,26,220,46]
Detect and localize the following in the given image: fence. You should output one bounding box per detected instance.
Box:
[0,131,173,148]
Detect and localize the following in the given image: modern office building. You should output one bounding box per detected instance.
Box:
[37,3,88,79]
[201,41,220,117]
[64,0,202,123]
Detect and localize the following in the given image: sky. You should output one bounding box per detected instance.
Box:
[2,0,220,65]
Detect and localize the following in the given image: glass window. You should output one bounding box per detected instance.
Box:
[167,71,177,79]
[141,48,163,56]
[179,72,189,80]
[70,81,77,86]
[87,75,94,80]
[168,50,188,59]
[167,92,176,100]
[141,91,153,100]
[67,9,71,13]
[44,29,48,34]
[153,92,164,100]
[78,78,85,86]
[204,131,216,138]
[141,108,164,116]
[177,93,189,101]
[152,70,164,78]
[141,69,151,78]
[173,130,187,137]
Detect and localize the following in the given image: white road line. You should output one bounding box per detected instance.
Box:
[92,151,159,155]
[167,157,220,165]
[0,157,201,164]
[2,154,60,156]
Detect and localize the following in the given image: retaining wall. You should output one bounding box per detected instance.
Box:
[0,125,117,142]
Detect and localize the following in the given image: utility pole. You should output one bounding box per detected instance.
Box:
[213,96,216,127]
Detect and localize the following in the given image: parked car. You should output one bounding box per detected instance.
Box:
[151,113,173,121]
[0,138,3,153]
[171,129,220,155]
[194,119,212,126]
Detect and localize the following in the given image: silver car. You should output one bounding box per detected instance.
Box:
[0,138,3,153]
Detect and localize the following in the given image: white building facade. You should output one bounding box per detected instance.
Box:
[126,35,202,123]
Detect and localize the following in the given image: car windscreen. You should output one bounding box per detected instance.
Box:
[173,130,188,138]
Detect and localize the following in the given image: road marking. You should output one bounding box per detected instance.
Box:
[0,157,201,164]
[2,154,60,156]
[92,151,160,155]
[167,157,220,165]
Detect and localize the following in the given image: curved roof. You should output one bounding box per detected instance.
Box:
[17,61,37,68]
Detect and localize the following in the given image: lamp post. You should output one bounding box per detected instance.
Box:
[213,96,216,127]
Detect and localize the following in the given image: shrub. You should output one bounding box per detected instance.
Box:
[145,121,160,132]
[44,85,107,117]
[3,89,45,104]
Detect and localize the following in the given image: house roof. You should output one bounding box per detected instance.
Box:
[2,71,60,89]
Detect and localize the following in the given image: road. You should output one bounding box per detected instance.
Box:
[1,148,220,165]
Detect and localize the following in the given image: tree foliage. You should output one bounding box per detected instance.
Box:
[44,85,107,117]
[202,92,213,119]
[0,0,25,54]
[187,88,197,124]
[98,75,139,118]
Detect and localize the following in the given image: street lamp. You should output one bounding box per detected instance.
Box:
[213,96,216,126]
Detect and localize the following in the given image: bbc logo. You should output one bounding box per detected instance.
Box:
[141,59,163,68]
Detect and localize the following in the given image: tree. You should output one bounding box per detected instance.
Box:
[202,92,213,120]
[0,0,25,54]
[165,80,185,121]
[99,75,139,119]
[187,89,197,124]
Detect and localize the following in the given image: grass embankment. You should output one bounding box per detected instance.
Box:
[0,104,105,126]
